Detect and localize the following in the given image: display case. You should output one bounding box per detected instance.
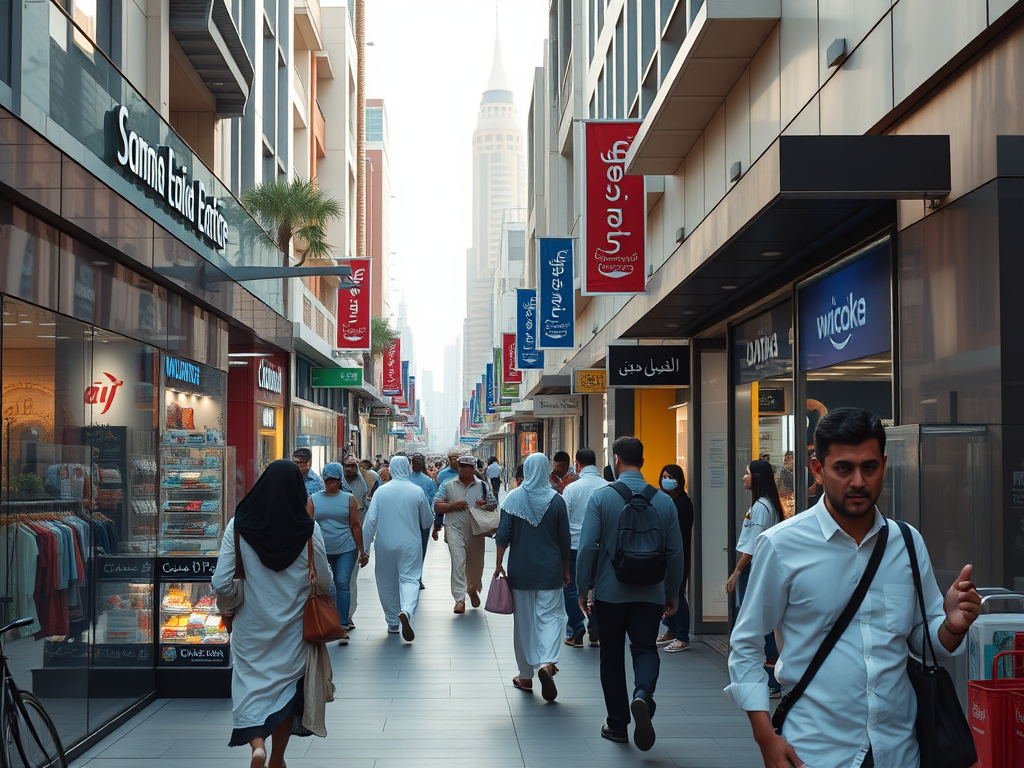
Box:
[92,556,154,668]
[158,446,234,556]
[157,575,229,666]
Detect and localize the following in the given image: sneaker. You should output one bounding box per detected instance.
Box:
[399,611,415,642]
[769,687,783,699]
[564,630,585,648]
[600,725,628,744]
[664,640,690,653]
[630,694,656,751]
[344,621,355,631]
[387,625,400,635]
[656,631,675,647]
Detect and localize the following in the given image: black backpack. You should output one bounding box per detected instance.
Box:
[609,482,667,585]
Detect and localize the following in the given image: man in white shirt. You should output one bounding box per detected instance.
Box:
[727,408,981,768]
[561,448,607,647]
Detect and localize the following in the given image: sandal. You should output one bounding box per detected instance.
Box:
[512,677,533,692]
[538,664,558,702]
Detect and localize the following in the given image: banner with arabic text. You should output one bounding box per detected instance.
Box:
[502,333,522,383]
[515,289,544,369]
[336,258,371,349]
[538,238,574,348]
[382,338,401,395]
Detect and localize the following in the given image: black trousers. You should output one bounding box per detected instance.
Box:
[594,600,663,731]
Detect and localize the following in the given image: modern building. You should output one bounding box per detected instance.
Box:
[0,0,300,753]
[366,98,392,320]
[524,0,1024,645]
[443,339,463,448]
[463,33,527,400]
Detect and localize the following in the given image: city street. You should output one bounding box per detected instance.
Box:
[71,538,759,768]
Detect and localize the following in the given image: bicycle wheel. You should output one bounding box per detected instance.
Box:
[3,691,66,768]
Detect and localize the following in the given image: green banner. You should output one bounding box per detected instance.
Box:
[311,367,363,388]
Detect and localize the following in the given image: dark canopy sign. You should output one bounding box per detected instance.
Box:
[607,345,689,388]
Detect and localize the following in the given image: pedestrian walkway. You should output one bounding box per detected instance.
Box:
[71,537,760,768]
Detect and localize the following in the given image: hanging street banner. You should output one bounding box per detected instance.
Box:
[606,345,690,388]
[538,238,575,349]
[573,368,607,394]
[492,347,502,401]
[485,363,496,414]
[502,333,522,383]
[515,289,545,369]
[382,338,401,395]
[583,122,645,295]
[336,258,371,350]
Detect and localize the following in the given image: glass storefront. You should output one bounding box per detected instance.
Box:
[292,402,338,473]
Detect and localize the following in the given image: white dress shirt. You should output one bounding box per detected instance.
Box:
[726,498,962,768]
[561,465,608,550]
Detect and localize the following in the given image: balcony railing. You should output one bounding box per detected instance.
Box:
[1,0,284,313]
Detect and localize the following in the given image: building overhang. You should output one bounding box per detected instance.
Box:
[625,0,781,176]
[624,134,951,338]
[294,0,324,51]
[170,0,255,119]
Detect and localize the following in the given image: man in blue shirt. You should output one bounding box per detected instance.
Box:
[292,448,324,499]
[432,448,462,540]
[409,453,438,587]
[577,436,683,752]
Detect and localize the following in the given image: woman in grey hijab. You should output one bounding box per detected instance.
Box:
[494,452,571,701]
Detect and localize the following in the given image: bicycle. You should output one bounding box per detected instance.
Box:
[0,618,66,768]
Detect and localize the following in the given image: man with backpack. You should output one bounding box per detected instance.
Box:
[576,436,684,751]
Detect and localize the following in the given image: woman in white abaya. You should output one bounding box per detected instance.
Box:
[362,455,433,641]
[494,452,572,702]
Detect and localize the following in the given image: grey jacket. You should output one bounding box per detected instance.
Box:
[576,469,684,605]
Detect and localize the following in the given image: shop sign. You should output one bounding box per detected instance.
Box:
[584,121,645,295]
[538,238,575,348]
[799,243,891,371]
[382,338,402,395]
[260,406,276,430]
[758,388,786,414]
[165,356,201,386]
[257,359,283,394]
[515,289,544,369]
[97,556,154,581]
[84,372,124,416]
[518,421,541,433]
[733,302,794,386]
[502,333,522,383]
[501,382,520,400]
[311,367,364,388]
[336,258,371,351]
[111,105,229,250]
[370,406,392,417]
[157,557,217,579]
[607,345,689,388]
[160,645,229,666]
[534,395,582,417]
[573,368,607,394]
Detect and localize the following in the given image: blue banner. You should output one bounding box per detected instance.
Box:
[798,243,891,371]
[485,364,495,414]
[515,288,545,369]
[401,361,410,400]
[538,238,575,349]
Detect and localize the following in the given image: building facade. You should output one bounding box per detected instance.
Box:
[522,0,1024,641]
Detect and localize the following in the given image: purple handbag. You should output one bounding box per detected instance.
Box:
[484,574,515,614]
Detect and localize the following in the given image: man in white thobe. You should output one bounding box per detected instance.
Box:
[362,456,433,641]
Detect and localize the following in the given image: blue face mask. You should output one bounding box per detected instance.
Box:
[661,478,678,491]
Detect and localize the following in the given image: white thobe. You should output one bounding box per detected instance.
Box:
[362,479,433,629]
[213,519,331,731]
[512,588,566,678]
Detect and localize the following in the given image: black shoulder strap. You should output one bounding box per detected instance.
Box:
[785,521,889,708]
[233,518,246,581]
[610,481,632,504]
[641,485,658,502]
[896,520,937,669]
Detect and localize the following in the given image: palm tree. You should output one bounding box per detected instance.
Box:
[370,315,397,359]
[241,178,343,267]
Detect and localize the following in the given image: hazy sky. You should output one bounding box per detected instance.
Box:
[360,0,548,390]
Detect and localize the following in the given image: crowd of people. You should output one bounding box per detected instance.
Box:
[213,407,984,768]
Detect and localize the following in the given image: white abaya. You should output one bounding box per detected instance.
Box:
[512,588,566,678]
[213,519,332,731]
[362,457,433,630]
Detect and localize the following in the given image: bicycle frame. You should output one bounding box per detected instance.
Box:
[0,641,59,768]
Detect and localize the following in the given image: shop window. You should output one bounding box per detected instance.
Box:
[798,241,893,512]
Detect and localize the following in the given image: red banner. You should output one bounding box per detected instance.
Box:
[584,122,645,295]
[502,333,522,383]
[382,338,401,395]
[336,258,371,350]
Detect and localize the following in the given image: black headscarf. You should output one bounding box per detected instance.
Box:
[234,459,315,572]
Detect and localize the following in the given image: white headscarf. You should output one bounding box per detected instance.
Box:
[389,455,412,481]
[500,452,556,527]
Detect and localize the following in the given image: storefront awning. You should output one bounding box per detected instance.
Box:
[521,374,572,400]
[622,134,950,339]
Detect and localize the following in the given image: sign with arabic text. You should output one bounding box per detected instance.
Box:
[502,333,522,383]
[485,364,496,414]
[538,238,575,348]
[584,121,645,295]
[311,367,364,388]
[533,394,582,417]
[382,338,401,395]
[336,258,371,351]
[606,345,689,388]
[573,368,607,394]
[515,289,544,369]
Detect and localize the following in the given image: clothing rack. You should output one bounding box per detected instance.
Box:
[1,498,85,516]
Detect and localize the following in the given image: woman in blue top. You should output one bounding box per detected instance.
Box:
[310,462,368,644]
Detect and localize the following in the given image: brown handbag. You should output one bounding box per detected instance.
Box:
[302,538,346,643]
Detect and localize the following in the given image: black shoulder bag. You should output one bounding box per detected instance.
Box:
[772,522,889,734]
[895,521,977,768]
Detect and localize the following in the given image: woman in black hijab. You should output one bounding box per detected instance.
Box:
[213,460,333,768]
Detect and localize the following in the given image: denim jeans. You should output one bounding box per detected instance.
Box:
[563,549,588,638]
[662,574,690,642]
[328,549,358,628]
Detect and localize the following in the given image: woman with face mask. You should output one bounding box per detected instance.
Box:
[655,465,693,653]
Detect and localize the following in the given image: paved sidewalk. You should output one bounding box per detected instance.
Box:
[71,537,760,768]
